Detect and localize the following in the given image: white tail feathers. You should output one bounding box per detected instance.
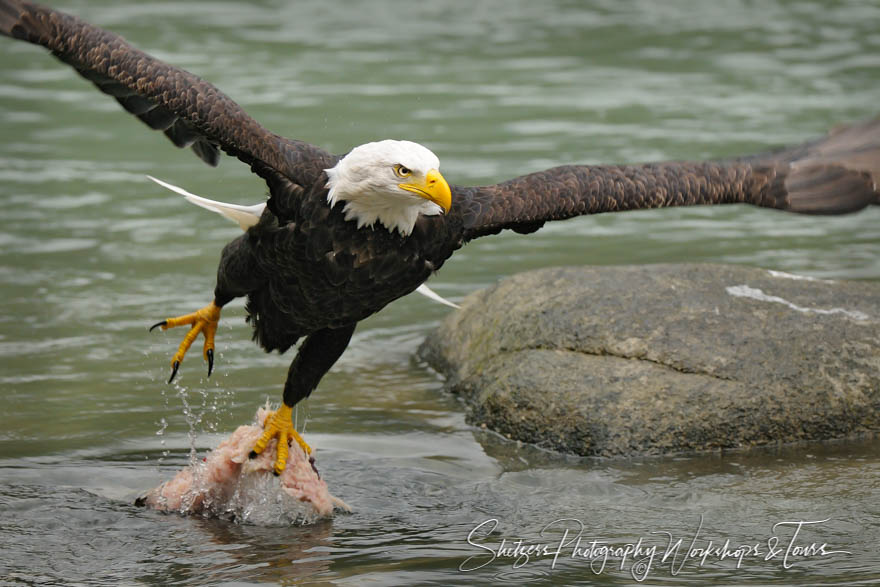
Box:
[415,283,460,309]
[146,175,265,231]
[145,175,461,310]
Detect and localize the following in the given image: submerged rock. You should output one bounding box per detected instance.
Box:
[419,264,880,456]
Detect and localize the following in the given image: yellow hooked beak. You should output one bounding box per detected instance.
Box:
[399,168,452,213]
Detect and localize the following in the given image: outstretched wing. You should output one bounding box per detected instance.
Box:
[0,0,335,189]
[455,118,879,241]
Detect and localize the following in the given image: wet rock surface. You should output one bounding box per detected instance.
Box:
[419,264,880,456]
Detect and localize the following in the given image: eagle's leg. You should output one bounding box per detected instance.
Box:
[250,323,357,475]
[150,301,222,383]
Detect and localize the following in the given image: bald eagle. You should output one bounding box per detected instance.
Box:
[2,0,878,474]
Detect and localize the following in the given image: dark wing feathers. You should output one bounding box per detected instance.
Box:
[0,0,332,187]
[2,0,876,247]
[457,162,760,240]
[458,119,879,241]
[69,58,224,165]
[783,163,875,215]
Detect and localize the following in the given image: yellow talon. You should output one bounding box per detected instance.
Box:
[249,404,312,475]
[150,301,221,381]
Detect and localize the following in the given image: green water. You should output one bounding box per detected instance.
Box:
[1,0,878,584]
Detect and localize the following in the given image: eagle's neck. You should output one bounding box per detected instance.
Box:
[330,194,429,236]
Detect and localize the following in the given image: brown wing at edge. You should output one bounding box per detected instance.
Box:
[455,118,879,242]
[0,0,335,188]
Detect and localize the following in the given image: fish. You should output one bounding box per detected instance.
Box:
[137,406,350,525]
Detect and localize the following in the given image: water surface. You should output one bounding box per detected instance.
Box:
[1,0,878,584]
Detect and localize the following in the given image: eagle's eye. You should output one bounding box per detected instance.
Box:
[393,164,412,178]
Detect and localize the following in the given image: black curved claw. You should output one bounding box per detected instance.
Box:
[206,348,214,377]
[273,470,280,477]
[149,320,167,332]
[168,360,180,384]
[309,455,320,478]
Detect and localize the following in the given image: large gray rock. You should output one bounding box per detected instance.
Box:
[419,264,880,456]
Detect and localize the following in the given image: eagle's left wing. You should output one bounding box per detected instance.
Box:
[455,118,879,242]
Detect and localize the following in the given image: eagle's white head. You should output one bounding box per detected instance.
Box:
[324,140,452,236]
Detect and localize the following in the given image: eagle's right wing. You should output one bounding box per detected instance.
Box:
[0,0,336,190]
